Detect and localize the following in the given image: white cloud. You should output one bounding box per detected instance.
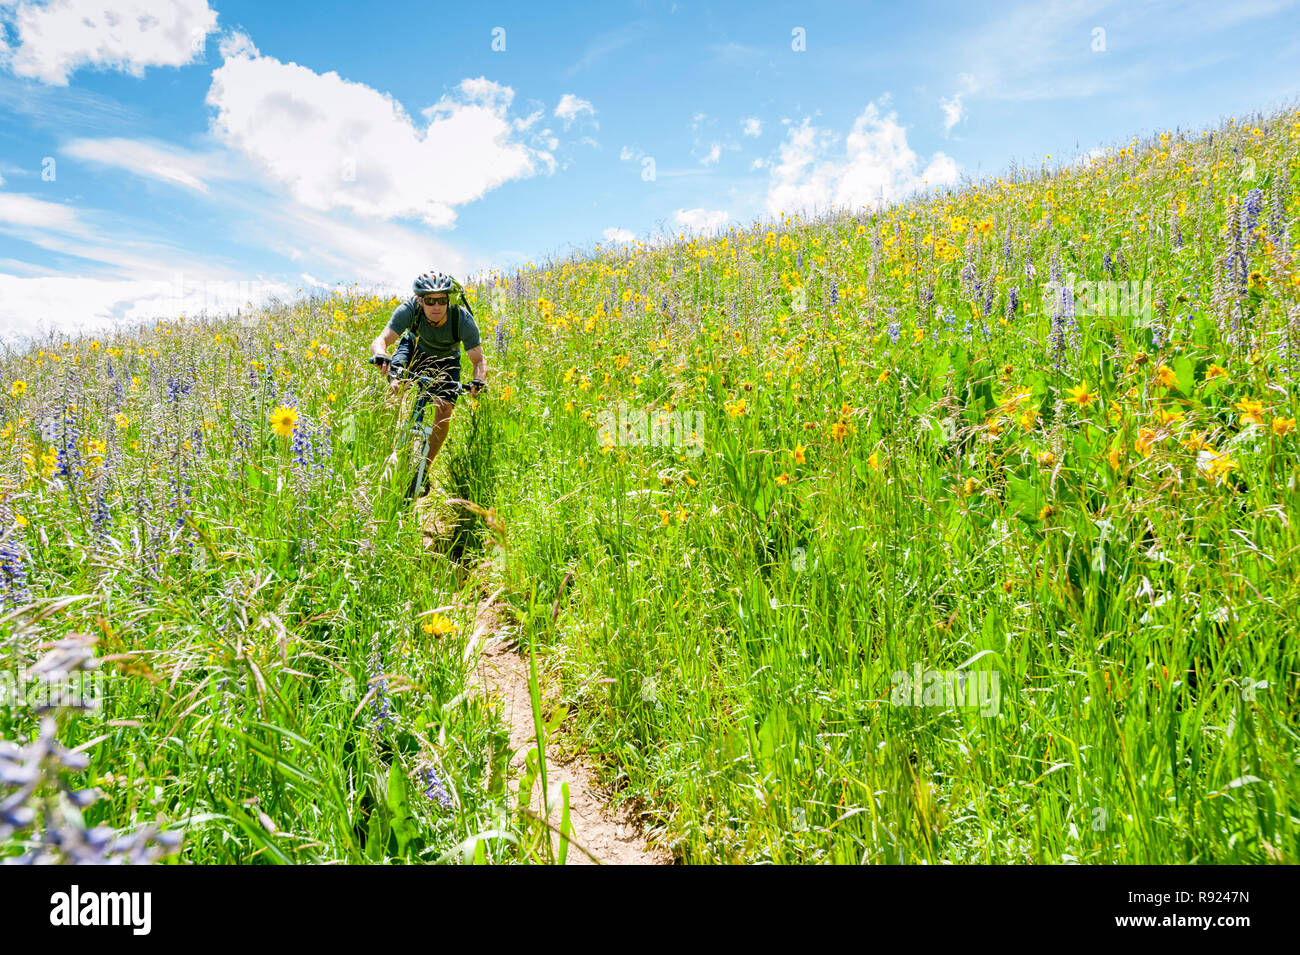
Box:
[206,45,555,228]
[764,101,960,219]
[602,226,635,244]
[940,73,976,134]
[4,0,219,86]
[554,93,596,129]
[619,145,640,161]
[63,137,235,193]
[0,272,295,345]
[940,96,964,133]
[751,157,765,170]
[674,207,729,235]
[742,117,762,137]
[0,191,81,231]
[700,142,721,166]
[217,27,256,60]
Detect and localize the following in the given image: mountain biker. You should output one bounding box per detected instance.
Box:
[369,270,488,494]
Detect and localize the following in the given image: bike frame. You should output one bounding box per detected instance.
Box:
[367,356,484,502]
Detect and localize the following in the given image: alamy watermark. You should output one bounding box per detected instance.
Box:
[891,664,1001,717]
[597,401,705,457]
[1042,276,1154,323]
[2,668,107,713]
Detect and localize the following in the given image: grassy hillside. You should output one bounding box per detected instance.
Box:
[3,106,1298,863]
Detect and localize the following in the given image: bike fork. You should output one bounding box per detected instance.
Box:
[408,415,434,500]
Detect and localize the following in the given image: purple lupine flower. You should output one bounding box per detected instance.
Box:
[168,463,193,534]
[796,249,803,274]
[1269,181,1288,247]
[291,421,311,472]
[1103,251,1114,276]
[1050,288,1068,371]
[886,316,901,342]
[1007,286,1019,318]
[368,647,393,733]
[1243,188,1264,238]
[960,260,977,298]
[56,411,81,483]
[494,322,509,356]
[0,716,183,864]
[312,424,333,479]
[91,487,112,541]
[0,500,31,609]
[420,765,453,811]
[829,281,839,308]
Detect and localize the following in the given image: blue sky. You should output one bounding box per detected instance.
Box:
[1,0,1298,342]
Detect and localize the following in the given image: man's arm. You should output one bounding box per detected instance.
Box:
[464,345,488,390]
[372,326,400,358]
[371,327,400,384]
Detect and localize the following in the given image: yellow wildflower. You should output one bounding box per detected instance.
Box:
[1066,381,1097,407]
[1234,397,1265,427]
[422,614,458,636]
[269,405,298,439]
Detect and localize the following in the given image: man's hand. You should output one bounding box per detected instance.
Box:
[468,378,487,396]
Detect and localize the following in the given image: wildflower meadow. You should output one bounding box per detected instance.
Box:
[2,106,1298,865]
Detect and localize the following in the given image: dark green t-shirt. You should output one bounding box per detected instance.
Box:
[388,297,481,358]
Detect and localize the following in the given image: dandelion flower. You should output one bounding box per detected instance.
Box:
[10,380,27,398]
[1156,365,1178,389]
[775,472,791,485]
[1272,416,1295,437]
[1204,363,1228,381]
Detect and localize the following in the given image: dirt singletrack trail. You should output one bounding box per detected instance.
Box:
[414,494,669,865]
[464,592,671,865]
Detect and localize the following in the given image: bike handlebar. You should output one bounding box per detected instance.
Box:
[367,356,486,394]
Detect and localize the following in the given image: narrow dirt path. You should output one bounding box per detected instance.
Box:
[462,590,671,866]
[413,493,668,864]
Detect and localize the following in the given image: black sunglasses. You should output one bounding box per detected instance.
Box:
[420,294,450,306]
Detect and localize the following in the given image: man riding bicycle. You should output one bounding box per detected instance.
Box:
[370,270,488,496]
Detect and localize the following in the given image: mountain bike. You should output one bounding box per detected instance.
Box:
[368,356,487,502]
